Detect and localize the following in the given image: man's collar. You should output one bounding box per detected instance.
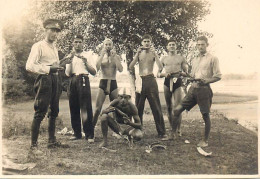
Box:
[197,52,208,57]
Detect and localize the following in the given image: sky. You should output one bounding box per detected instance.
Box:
[198,0,260,75]
[1,0,260,75]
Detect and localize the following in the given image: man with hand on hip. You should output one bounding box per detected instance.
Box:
[26,19,67,154]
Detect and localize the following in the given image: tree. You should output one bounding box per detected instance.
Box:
[2,0,211,98]
[34,1,210,55]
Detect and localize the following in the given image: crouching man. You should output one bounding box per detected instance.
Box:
[99,88,143,148]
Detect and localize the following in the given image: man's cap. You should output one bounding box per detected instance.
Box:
[43,19,64,31]
[119,87,131,97]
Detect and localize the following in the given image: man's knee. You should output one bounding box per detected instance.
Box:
[202,113,210,120]
[34,110,47,122]
[95,107,102,114]
[100,114,108,123]
[130,129,143,141]
[173,104,184,116]
[48,111,59,119]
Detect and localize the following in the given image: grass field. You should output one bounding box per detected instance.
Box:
[2,89,258,175]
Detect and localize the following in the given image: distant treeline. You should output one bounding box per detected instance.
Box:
[222,73,257,80]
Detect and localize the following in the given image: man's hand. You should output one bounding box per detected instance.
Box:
[187,78,202,83]
[65,51,75,64]
[101,106,115,115]
[100,47,106,56]
[123,116,131,125]
[136,46,143,54]
[67,51,75,59]
[110,48,116,57]
[199,79,210,85]
[75,54,87,64]
[60,51,75,66]
[150,46,156,54]
[180,71,190,77]
[165,73,171,78]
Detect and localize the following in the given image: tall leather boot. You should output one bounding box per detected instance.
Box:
[47,117,69,148]
[31,117,42,147]
[48,117,56,144]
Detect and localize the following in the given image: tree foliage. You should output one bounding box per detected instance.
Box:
[2,0,211,98]
[34,1,210,55]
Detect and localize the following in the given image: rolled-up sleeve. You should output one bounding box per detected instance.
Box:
[86,52,97,72]
[26,43,50,74]
[212,57,222,79]
[65,63,72,77]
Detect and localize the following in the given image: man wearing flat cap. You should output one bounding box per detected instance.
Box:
[26,18,67,154]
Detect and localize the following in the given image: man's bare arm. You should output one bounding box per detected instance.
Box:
[151,47,163,72]
[127,114,142,129]
[123,103,142,129]
[76,55,96,75]
[60,52,75,67]
[157,56,169,78]
[181,57,189,74]
[96,48,106,71]
[101,99,120,115]
[114,55,123,72]
[129,47,142,70]
[200,77,221,85]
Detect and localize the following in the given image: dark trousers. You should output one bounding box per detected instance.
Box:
[67,75,94,139]
[137,75,166,136]
[31,74,62,145]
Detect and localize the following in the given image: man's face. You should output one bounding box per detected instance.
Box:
[141,39,151,49]
[73,38,83,52]
[167,42,176,52]
[118,94,131,106]
[104,40,113,51]
[45,28,59,42]
[196,40,208,54]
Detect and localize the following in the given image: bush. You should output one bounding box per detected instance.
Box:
[2,111,32,138]
[2,78,31,102]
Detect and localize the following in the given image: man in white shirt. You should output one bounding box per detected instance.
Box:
[172,36,221,147]
[26,19,66,153]
[61,34,96,142]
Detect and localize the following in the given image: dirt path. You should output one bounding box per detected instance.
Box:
[2,98,258,175]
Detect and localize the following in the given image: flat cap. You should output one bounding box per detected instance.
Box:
[43,19,64,31]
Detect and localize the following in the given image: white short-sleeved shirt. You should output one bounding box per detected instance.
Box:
[65,51,96,76]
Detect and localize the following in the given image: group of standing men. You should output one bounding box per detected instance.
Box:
[26,18,221,154]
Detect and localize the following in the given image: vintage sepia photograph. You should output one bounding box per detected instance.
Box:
[1,0,259,177]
